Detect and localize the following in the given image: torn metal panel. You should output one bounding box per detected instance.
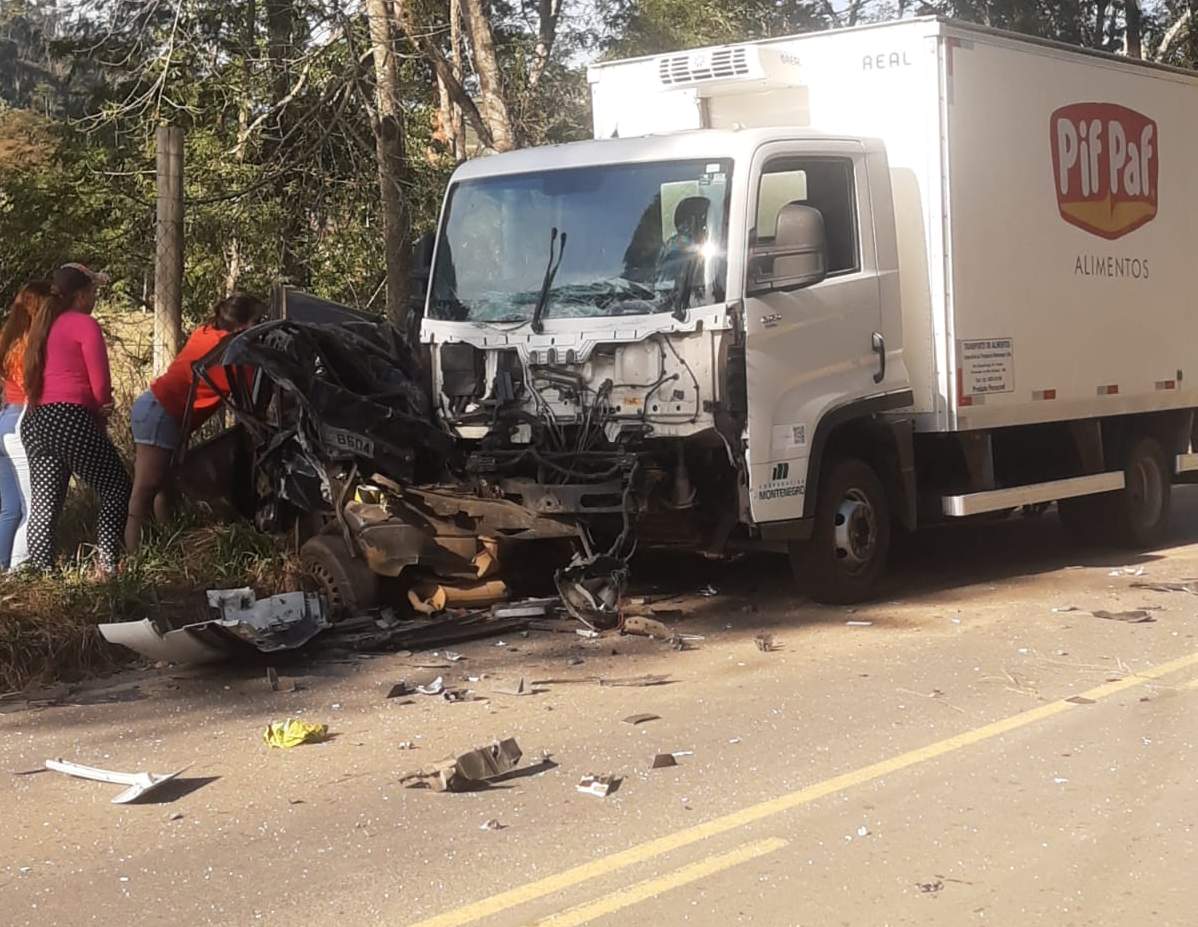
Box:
[44,759,187,804]
[99,619,231,664]
[100,592,330,664]
[401,738,523,792]
[555,554,628,631]
[207,590,330,652]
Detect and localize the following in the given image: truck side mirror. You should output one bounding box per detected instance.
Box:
[746,203,828,296]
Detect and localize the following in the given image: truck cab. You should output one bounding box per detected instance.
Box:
[420,128,913,601]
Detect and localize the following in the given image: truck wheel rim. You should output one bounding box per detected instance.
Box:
[1129,457,1163,525]
[834,489,877,572]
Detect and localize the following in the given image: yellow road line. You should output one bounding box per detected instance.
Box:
[530,838,788,927]
[407,648,1198,927]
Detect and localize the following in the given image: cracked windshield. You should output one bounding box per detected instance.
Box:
[430,159,731,323]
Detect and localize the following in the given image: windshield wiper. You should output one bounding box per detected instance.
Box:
[530,227,567,335]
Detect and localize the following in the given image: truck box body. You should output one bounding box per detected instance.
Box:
[588,20,1198,435]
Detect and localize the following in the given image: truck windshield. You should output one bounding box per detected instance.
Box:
[429,159,731,323]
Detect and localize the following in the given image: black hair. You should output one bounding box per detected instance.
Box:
[212,292,265,332]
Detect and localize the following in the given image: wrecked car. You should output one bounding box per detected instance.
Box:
[179,289,599,621]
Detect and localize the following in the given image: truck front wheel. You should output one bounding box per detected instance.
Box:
[790,457,891,604]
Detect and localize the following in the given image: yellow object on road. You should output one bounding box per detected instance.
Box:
[263,719,328,749]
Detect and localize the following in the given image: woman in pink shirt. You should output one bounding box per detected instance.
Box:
[20,264,131,573]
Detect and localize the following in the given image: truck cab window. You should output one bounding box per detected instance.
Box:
[756,158,859,275]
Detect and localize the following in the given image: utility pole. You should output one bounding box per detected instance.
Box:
[154,124,184,375]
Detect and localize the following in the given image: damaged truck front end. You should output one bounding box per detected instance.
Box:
[419,140,753,620]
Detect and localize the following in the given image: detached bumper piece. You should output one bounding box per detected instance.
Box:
[99,590,330,664]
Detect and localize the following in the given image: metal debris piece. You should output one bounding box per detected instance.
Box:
[1109,567,1146,577]
[1131,580,1198,595]
[623,713,660,725]
[442,688,472,702]
[1051,606,1080,613]
[267,668,280,691]
[386,682,414,699]
[846,620,873,627]
[1089,609,1154,623]
[401,738,523,792]
[494,678,530,697]
[577,774,616,797]
[493,598,558,619]
[555,554,628,631]
[397,741,416,750]
[698,584,718,597]
[576,629,601,639]
[599,674,670,688]
[754,633,776,652]
[916,880,944,894]
[856,825,871,837]
[480,819,504,831]
[621,615,674,639]
[100,591,330,664]
[443,651,465,662]
[44,759,187,804]
[651,754,678,769]
[415,676,446,696]
[1066,695,1096,705]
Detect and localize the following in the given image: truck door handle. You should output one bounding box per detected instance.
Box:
[871,332,885,384]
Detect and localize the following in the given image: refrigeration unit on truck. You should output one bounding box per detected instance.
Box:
[419,17,1198,603]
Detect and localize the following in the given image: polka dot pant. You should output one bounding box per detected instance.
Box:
[20,403,132,571]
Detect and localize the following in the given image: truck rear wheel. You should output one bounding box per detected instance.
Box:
[300,534,380,619]
[1108,436,1171,547]
[790,457,891,604]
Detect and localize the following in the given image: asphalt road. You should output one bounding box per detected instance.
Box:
[5,492,1198,926]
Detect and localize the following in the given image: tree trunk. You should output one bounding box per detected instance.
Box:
[267,0,304,285]
[1125,0,1142,58]
[366,0,410,329]
[528,0,562,90]
[459,0,516,151]
[449,0,467,160]
[154,125,184,376]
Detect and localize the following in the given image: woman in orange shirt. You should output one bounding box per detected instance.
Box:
[125,292,264,551]
[0,281,48,569]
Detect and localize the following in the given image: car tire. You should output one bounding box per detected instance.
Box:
[300,534,380,619]
[790,457,891,604]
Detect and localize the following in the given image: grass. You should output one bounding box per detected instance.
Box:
[0,512,299,693]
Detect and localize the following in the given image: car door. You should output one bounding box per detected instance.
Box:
[743,141,884,524]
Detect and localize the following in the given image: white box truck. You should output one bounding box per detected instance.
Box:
[419,17,1198,604]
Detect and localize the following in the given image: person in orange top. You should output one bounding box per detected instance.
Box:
[0,281,49,569]
[125,292,264,551]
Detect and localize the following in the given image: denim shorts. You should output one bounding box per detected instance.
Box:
[131,389,181,450]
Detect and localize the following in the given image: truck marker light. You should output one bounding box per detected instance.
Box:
[1097,384,1120,396]
[1032,389,1057,400]
[1155,380,1176,391]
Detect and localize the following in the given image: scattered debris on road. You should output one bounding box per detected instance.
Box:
[576,774,617,797]
[263,719,329,748]
[846,620,874,627]
[622,713,660,725]
[401,738,523,792]
[651,753,678,769]
[480,819,504,831]
[599,674,671,688]
[1109,567,1147,577]
[916,879,944,894]
[415,677,446,696]
[44,758,187,804]
[755,633,776,652]
[494,678,530,696]
[1066,695,1096,704]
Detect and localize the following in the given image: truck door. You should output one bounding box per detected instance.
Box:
[743,142,884,524]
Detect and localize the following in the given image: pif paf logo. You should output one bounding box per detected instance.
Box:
[1050,103,1158,240]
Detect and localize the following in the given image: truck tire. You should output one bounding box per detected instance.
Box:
[1108,436,1171,547]
[300,534,380,619]
[790,457,891,604]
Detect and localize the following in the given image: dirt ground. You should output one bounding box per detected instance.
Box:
[5,491,1198,926]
